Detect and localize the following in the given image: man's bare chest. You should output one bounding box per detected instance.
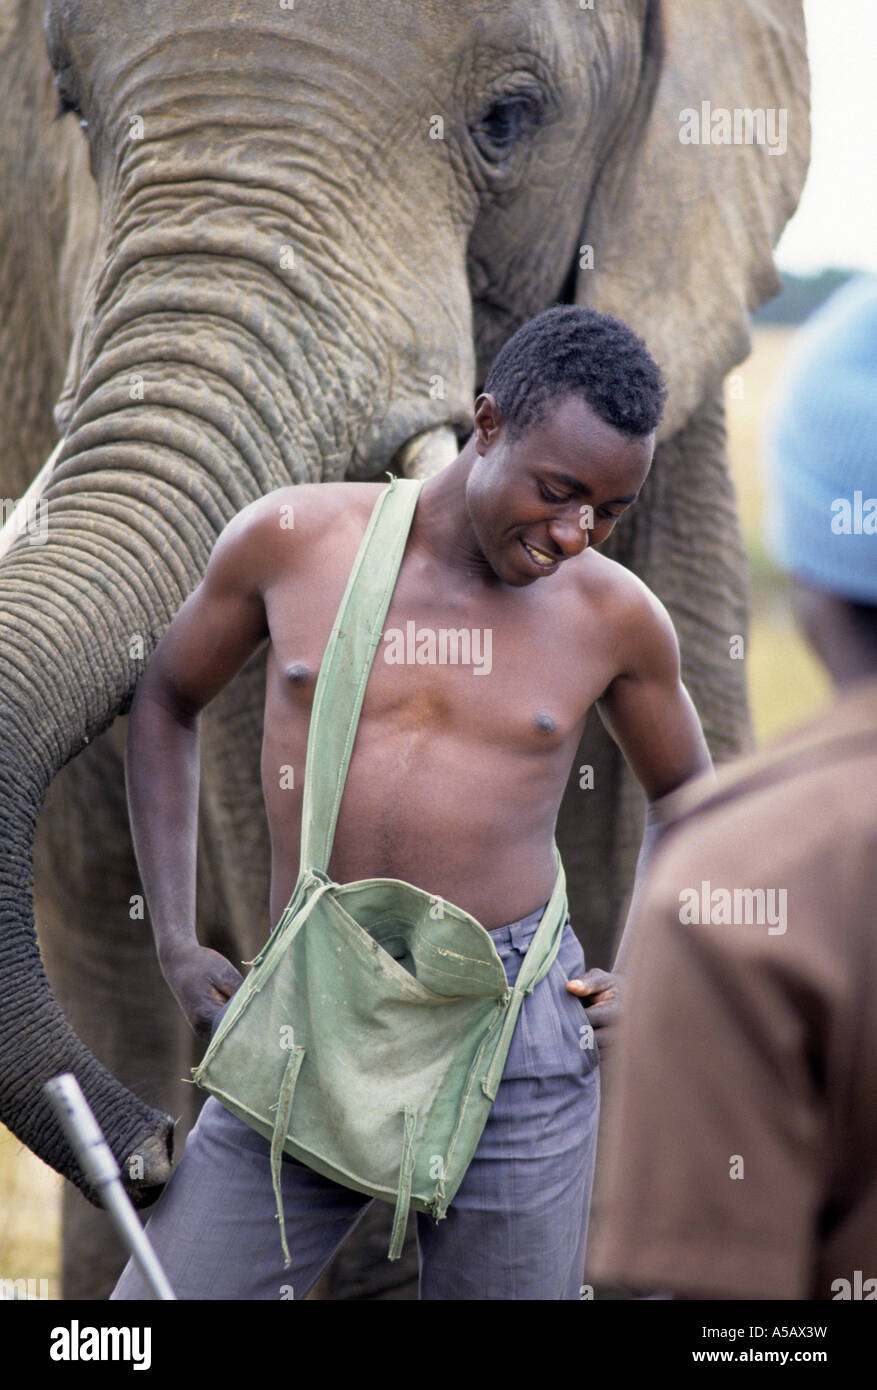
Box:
[263,537,616,751]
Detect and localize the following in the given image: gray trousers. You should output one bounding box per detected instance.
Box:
[112,908,600,1301]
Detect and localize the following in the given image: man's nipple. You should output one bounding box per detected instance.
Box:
[285,663,311,685]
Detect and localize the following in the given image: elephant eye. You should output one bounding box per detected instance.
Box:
[54,92,89,132]
[48,41,87,129]
[470,94,541,159]
[54,93,81,121]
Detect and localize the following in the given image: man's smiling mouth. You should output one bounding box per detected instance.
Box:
[520,539,560,570]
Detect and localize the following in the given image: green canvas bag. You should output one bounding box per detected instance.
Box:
[192,475,569,1263]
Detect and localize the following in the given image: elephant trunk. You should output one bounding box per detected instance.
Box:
[0,280,358,1198]
[0,519,176,1201]
[0,400,282,1195]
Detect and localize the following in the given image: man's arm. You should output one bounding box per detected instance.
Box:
[598,580,714,957]
[595,579,713,801]
[566,578,713,1046]
[125,498,276,1037]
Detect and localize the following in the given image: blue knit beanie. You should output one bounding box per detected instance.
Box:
[765,274,877,602]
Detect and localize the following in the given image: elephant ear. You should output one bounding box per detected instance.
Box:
[579,0,809,440]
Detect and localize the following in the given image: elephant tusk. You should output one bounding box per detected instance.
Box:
[0,438,63,562]
[394,425,459,480]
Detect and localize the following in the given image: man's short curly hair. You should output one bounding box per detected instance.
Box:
[483,305,667,440]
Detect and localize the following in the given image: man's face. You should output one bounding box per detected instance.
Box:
[465,392,654,586]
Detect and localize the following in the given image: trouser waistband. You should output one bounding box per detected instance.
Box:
[489,900,570,952]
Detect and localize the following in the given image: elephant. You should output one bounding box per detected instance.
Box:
[0,0,809,1299]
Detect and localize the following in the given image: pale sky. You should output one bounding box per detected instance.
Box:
[776,0,877,274]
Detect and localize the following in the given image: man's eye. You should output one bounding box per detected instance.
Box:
[539,483,567,504]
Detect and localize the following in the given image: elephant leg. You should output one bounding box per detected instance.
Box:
[556,713,646,971]
[557,388,754,969]
[35,720,193,1300]
[632,390,754,766]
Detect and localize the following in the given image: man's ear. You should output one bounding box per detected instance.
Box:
[473,393,504,451]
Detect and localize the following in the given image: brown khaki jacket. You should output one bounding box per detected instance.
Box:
[589,675,877,1300]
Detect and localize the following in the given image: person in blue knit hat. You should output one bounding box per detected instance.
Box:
[767,274,877,682]
[588,275,877,1300]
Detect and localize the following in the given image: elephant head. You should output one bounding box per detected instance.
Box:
[0,0,808,1200]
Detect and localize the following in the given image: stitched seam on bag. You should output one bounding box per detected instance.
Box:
[481,986,528,1100]
[194,882,330,1083]
[343,907,492,970]
[333,882,500,947]
[320,890,462,1003]
[330,896,509,988]
[270,1045,306,1266]
[433,945,491,967]
[442,995,507,1179]
[388,1103,418,1260]
[248,881,334,996]
[366,925,498,991]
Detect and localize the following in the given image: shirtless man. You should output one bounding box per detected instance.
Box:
[113,305,712,1301]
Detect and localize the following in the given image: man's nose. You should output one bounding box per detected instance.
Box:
[548,515,590,556]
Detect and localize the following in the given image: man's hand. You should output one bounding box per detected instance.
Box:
[159,941,244,1038]
[567,968,622,1055]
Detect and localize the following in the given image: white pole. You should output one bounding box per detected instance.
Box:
[44,1072,177,1301]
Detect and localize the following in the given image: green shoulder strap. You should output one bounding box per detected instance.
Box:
[299,476,424,874]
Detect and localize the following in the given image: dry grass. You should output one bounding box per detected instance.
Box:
[0,1122,62,1298]
[724,325,832,742]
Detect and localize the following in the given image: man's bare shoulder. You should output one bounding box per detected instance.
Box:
[239,481,384,542]
[571,547,680,678]
[572,547,666,626]
[213,481,386,589]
